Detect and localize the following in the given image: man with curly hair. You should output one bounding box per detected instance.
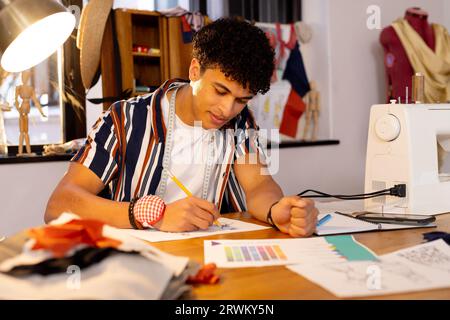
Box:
[45,18,318,238]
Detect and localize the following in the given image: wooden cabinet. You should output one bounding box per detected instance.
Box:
[114,9,168,96]
[100,9,193,109]
[164,16,193,80]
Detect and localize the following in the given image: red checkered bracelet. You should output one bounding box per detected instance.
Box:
[133,195,166,228]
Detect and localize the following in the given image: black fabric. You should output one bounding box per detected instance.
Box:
[423,231,450,245]
[4,247,138,277]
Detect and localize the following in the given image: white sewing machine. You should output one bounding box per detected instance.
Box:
[364,103,450,215]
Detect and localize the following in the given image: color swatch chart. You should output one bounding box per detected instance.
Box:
[204,236,378,268]
[224,244,287,263]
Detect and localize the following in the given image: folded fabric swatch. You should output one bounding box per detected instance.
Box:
[5,247,135,277]
[27,219,121,258]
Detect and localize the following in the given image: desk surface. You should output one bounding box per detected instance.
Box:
[152,212,450,300]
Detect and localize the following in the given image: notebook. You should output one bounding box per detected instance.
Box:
[315,212,436,236]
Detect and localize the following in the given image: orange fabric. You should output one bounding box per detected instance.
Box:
[27,219,121,258]
[279,89,306,137]
[186,263,220,285]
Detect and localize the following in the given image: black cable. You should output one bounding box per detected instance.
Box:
[301,194,390,200]
[298,188,391,198]
[297,184,406,201]
[298,191,391,200]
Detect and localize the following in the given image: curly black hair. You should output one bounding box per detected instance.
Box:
[193,18,275,95]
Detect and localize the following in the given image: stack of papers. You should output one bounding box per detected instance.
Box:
[288,239,450,298]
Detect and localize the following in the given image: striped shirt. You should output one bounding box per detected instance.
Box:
[72,79,266,213]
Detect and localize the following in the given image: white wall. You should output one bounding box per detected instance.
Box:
[445,0,450,31]
[272,0,449,196]
[0,161,68,237]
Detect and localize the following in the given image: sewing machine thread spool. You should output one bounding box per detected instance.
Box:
[412,72,425,104]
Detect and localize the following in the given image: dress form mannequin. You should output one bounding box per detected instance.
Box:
[380,7,435,103]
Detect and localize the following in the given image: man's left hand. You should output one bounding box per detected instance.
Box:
[270,196,319,237]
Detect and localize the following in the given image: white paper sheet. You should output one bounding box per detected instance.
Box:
[203,237,372,268]
[287,239,450,298]
[121,218,269,243]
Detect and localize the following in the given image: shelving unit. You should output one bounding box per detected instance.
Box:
[132,52,161,58]
[100,9,193,109]
[114,9,169,96]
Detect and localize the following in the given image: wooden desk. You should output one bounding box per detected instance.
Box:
[152,212,450,300]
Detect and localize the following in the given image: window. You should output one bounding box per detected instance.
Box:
[193,0,302,23]
[228,0,302,23]
[1,52,63,146]
[0,0,86,157]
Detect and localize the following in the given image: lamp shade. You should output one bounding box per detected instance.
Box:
[0,0,75,72]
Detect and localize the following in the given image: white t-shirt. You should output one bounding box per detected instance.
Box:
[161,94,223,204]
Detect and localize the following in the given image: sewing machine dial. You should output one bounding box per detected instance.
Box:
[375,114,401,142]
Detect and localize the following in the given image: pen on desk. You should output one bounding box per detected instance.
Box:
[166,169,222,227]
[317,214,332,227]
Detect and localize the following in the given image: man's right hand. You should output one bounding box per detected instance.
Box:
[152,196,220,232]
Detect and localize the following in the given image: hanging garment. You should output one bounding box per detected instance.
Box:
[255,22,311,138]
[279,86,307,138]
[392,19,450,103]
[248,80,291,135]
[180,13,211,44]
[157,5,210,44]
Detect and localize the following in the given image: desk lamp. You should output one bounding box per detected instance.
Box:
[0,0,76,72]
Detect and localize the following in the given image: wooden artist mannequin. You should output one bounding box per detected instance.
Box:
[380,7,435,103]
[302,81,320,141]
[14,70,46,156]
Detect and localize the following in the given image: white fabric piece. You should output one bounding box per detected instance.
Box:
[0,253,173,300]
[157,5,188,17]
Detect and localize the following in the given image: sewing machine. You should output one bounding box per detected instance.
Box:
[364,103,450,215]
